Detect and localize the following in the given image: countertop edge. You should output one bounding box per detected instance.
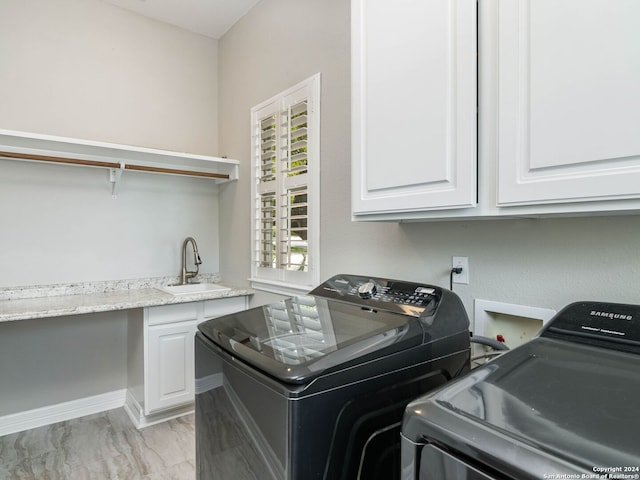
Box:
[0,283,254,323]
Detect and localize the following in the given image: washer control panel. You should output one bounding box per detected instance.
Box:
[310,274,441,317]
[357,281,377,298]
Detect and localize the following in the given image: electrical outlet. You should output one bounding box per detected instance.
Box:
[452,256,469,284]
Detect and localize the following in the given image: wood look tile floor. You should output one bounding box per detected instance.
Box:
[0,409,195,479]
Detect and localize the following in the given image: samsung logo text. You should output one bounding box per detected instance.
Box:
[590,310,632,321]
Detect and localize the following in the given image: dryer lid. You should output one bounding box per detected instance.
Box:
[404,337,640,475]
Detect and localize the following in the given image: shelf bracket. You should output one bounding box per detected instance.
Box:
[109,163,125,199]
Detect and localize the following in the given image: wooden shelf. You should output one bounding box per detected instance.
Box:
[0,129,239,196]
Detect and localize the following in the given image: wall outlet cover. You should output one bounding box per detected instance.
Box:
[452,256,469,284]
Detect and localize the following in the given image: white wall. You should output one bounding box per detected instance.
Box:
[0,0,222,287]
[0,0,219,154]
[0,160,220,287]
[0,0,221,415]
[0,312,128,417]
[218,0,353,307]
[217,0,640,317]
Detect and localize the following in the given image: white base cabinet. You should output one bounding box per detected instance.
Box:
[126,296,247,427]
[146,320,198,413]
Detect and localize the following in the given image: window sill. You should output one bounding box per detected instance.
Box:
[249,278,313,297]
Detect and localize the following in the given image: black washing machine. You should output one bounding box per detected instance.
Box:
[195,274,470,480]
[401,301,640,479]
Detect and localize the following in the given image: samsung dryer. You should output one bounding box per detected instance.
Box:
[401,301,640,480]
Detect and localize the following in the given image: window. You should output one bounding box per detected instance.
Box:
[250,74,320,295]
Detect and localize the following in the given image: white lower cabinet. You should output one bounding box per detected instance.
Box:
[126,296,247,427]
[146,320,198,413]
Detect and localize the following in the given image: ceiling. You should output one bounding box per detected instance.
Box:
[103,0,260,39]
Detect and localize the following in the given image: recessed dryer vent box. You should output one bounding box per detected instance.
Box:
[473,299,556,352]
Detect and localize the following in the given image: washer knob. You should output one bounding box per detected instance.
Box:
[358,281,377,298]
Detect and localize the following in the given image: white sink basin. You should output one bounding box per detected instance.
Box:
[156,283,231,295]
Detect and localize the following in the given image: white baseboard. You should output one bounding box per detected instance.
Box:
[0,388,197,436]
[124,390,194,429]
[123,390,144,428]
[0,389,127,437]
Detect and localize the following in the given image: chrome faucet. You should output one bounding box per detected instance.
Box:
[180,237,202,285]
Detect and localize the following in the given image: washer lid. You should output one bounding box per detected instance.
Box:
[403,337,640,476]
[198,294,423,384]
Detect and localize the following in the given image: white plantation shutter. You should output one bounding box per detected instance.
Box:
[281,99,309,272]
[251,74,320,293]
[258,113,277,268]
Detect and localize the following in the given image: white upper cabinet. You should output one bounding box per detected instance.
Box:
[351,0,478,218]
[353,0,640,221]
[497,0,640,207]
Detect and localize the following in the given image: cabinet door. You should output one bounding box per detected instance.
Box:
[146,320,197,414]
[352,0,477,216]
[497,0,640,206]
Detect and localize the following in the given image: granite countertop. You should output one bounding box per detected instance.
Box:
[0,274,253,322]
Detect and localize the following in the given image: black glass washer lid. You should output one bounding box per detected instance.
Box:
[198,294,421,384]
